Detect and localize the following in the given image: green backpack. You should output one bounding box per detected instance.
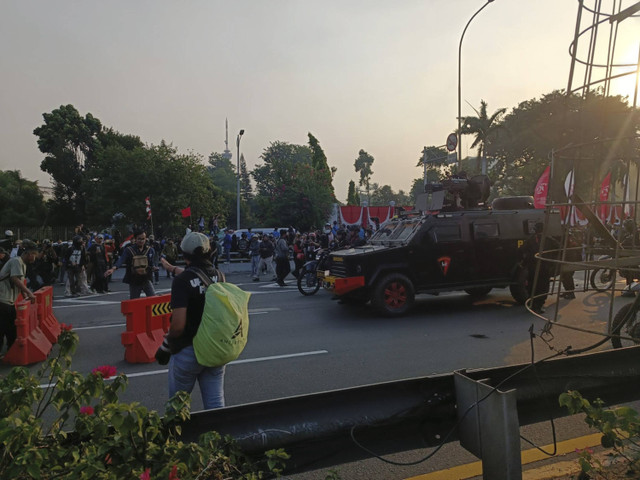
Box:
[190,268,251,367]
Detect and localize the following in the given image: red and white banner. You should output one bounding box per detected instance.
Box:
[338,206,396,228]
[533,166,549,209]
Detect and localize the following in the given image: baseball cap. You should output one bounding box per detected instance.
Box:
[180,232,210,255]
[21,239,38,252]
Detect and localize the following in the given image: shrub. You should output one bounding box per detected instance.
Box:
[0,328,288,479]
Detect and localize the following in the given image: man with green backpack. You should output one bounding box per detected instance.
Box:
[155,232,250,410]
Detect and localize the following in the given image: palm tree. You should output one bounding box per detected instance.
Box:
[460,100,506,175]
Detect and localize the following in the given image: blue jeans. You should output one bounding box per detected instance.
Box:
[168,345,226,409]
[128,280,156,299]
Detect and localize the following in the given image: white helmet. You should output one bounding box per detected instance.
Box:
[5,230,13,237]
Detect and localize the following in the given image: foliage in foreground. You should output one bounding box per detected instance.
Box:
[560,390,640,479]
[0,327,288,479]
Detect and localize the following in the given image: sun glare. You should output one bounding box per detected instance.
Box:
[609,43,640,104]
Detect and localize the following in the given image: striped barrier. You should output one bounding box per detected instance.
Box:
[34,286,60,344]
[120,294,172,363]
[2,299,53,365]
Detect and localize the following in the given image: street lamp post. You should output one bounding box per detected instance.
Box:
[236,129,244,231]
[457,0,494,172]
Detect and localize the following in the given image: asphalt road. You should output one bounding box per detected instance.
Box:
[1,266,629,479]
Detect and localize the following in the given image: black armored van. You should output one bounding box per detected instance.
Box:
[324,177,561,316]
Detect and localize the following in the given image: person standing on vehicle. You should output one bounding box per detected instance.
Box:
[275,230,290,287]
[105,229,156,299]
[156,232,227,409]
[0,239,38,355]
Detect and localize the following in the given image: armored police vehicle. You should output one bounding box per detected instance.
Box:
[323,176,562,316]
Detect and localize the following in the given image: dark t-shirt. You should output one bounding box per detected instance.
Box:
[169,263,221,353]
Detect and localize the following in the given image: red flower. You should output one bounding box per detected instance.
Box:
[60,323,73,331]
[80,405,94,415]
[169,465,181,480]
[92,365,117,379]
[139,468,150,480]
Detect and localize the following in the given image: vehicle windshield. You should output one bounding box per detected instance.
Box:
[369,218,421,244]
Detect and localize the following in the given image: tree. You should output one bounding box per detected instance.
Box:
[34,105,103,223]
[252,141,333,230]
[460,100,506,175]
[239,153,252,202]
[416,145,454,185]
[308,133,334,195]
[207,152,236,193]
[346,180,360,205]
[85,142,227,233]
[369,184,412,206]
[0,171,46,226]
[488,90,640,200]
[354,149,374,204]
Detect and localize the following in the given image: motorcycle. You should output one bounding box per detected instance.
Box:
[611,282,640,348]
[297,249,329,296]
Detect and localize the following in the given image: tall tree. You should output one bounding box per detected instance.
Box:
[346,180,360,205]
[308,133,334,195]
[354,149,374,204]
[460,100,506,175]
[416,145,453,185]
[239,153,252,201]
[34,105,103,223]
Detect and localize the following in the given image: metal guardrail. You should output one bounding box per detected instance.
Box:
[181,346,640,474]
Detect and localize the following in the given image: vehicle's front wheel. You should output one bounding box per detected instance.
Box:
[590,268,616,292]
[371,273,415,317]
[611,303,640,348]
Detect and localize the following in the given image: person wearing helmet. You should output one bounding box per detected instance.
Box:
[156,231,227,409]
[0,230,13,252]
[0,239,38,355]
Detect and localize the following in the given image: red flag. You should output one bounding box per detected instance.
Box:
[533,166,550,209]
[181,206,192,218]
[599,172,611,221]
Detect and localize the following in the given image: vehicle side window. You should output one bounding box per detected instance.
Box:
[473,223,499,239]
[431,224,461,242]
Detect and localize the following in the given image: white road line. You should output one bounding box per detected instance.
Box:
[38,350,328,387]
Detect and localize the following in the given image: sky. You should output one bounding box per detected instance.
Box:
[1,1,639,203]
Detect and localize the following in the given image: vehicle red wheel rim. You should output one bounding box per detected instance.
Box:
[384,282,407,308]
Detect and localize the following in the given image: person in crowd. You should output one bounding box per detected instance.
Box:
[149,235,161,285]
[88,234,109,294]
[65,236,86,297]
[198,214,205,233]
[249,233,261,281]
[208,214,219,236]
[162,239,178,278]
[105,229,157,299]
[237,232,249,259]
[274,230,290,287]
[258,234,277,281]
[519,222,554,314]
[0,248,8,271]
[159,232,228,409]
[0,239,38,356]
[0,230,14,252]
[37,239,58,286]
[223,229,233,263]
[292,234,305,279]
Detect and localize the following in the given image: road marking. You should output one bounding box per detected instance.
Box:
[405,433,602,480]
[38,350,328,387]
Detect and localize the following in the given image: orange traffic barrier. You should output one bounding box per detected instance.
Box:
[120,294,172,363]
[3,299,53,365]
[34,286,61,344]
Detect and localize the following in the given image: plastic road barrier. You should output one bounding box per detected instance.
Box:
[3,299,53,365]
[34,286,61,344]
[120,294,172,363]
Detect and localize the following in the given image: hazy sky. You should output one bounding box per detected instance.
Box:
[1,1,639,202]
